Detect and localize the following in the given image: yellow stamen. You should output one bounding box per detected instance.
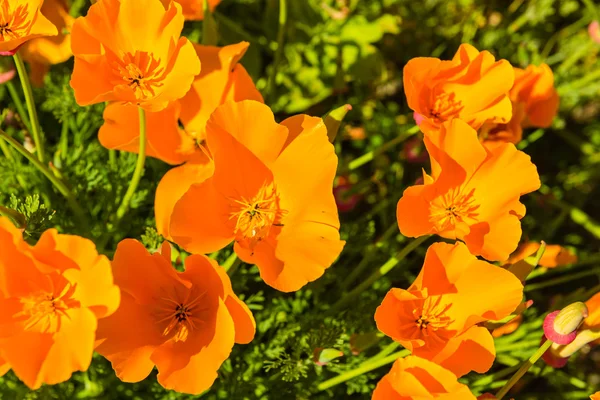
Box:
[156,291,207,343]
[0,3,32,41]
[429,187,479,232]
[229,184,286,250]
[429,91,464,122]
[112,51,165,100]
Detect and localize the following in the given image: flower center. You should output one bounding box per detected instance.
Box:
[113,51,165,100]
[15,285,76,334]
[429,91,463,123]
[413,295,453,335]
[0,3,31,41]
[156,292,206,343]
[229,184,286,250]
[429,188,479,232]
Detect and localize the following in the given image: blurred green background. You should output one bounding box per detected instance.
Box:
[1,0,600,398]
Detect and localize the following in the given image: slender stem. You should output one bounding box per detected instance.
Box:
[114,108,147,222]
[348,125,420,170]
[266,0,287,102]
[222,252,240,273]
[6,80,32,133]
[317,349,409,391]
[329,235,429,314]
[13,53,44,163]
[202,0,218,45]
[525,268,600,292]
[0,129,87,226]
[495,339,553,399]
[341,222,399,289]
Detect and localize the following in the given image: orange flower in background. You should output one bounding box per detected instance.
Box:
[0,0,57,56]
[20,0,73,86]
[397,119,540,261]
[482,64,559,145]
[404,43,514,135]
[507,242,577,269]
[163,100,345,292]
[162,0,221,21]
[591,392,600,400]
[95,239,255,394]
[375,242,524,377]
[70,0,200,111]
[0,217,120,389]
[372,355,477,400]
[584,292,600,335]
[99,41,262,165]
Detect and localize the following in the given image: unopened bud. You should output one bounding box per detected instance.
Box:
[553,328,600,359]
[543,302,589,345]
[313,348,344,366]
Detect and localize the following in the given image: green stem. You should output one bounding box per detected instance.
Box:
[222,252,240,275]
[525,268,600,292]
[266,0,287,102]
[13,53,44,163]
[329,235,429,314]
[496,339,553,399]
[341,222,398,289]
[114,108,147,222]
[0,129,87,226]
[6,80,32,133]
[317,349,409,391]
[348,125,420,170]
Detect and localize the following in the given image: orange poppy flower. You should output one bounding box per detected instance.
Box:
[0,217,120,390]
[404,43,514,135]
[507,242,577,269]
[591,392,600,400]
[584,292,600,332]
[70,0,201,111]
[19,0,73,86]
[482,64,559,145]
[492,314,523,338]
[375,242,524,377]
[95,239,255,394]
[99,41,262,165]
[372,355,477,400]
[0,0,57,56]
[164,100,345,292]
[161,0,221,21]
[396,119,540,261]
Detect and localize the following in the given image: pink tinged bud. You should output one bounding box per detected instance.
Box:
[478,394,498,399]
[0,69,15,84]
[554,328,600,359]
[313,348,344,366]
[541,337,569,368]
[589,21,600,44]
[333,180,361,212]
[543,302,589,345]
[413,112,425,126]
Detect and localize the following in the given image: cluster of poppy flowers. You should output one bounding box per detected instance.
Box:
[0,0,598,398]
[1,0,343,394]
[372,44,600,399]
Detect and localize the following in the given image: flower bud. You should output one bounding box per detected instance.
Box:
[543,302,589,345]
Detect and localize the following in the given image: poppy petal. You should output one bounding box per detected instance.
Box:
[95,292,165,382]
[211,262,256,344]
[206,100,288,168]
[152,298,235,395]
[433,325,496,377]
[155,160,214,239]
